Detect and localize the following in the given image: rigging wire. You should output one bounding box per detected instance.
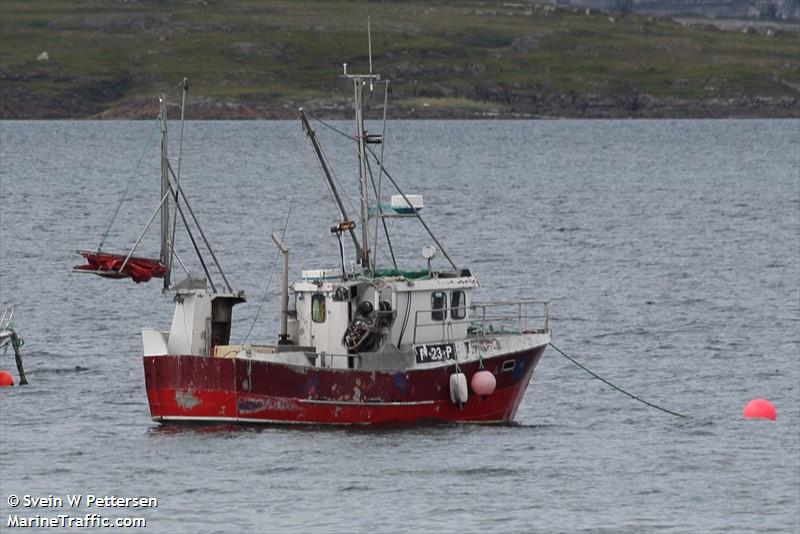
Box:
[312,110,460,273]
[365,146,460,274]
[96,80,218,254]
[311,115,356,141]
[96,117,161,251]
[240,181,299,346]
[548,342,687,418]
[313,130,359,218]
[307,112,383,270]
[372,80,390,273]
[168,183,217,293]
[365,157,398,269]
[166,161,233,292]
[165,78,186,95]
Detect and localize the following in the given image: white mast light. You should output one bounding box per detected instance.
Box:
[422,246,437,260]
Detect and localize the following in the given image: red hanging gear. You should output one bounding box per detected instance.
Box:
[74,251,166,283]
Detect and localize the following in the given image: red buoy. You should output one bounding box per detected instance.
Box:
[0,370,14,387]
[743,398,776,421]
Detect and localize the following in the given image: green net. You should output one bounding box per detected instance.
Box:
[373,269,429,280]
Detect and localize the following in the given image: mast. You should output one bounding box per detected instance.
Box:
[343,61,380,274]
[159,95,171,290]
[355,79,370,272]
[168,78,189,291]
[296,27,462,279]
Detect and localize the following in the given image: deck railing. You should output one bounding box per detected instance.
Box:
[411,300,549,344]
[470,300,550,335]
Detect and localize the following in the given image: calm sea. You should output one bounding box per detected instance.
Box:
[1,119,798,533]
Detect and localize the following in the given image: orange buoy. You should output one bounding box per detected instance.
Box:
[743,398,776,421]
[0,370,14,387]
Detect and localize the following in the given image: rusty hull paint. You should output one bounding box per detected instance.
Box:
[143,346,544,425]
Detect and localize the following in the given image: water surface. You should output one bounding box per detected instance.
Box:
[1,119,798,532]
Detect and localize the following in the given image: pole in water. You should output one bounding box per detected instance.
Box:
[1,325,27,385]
[11,331,27,385]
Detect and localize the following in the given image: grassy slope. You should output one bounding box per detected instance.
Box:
[0,0,798,118]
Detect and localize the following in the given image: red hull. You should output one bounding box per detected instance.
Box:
[143,346,545,425]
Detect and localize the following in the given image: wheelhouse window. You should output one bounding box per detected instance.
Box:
[451,290,466,320]
[311,294,326,323]
[431,291,447,321]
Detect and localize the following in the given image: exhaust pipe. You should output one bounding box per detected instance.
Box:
[271,232,290,344]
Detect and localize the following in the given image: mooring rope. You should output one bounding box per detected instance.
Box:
[548,342,686,418]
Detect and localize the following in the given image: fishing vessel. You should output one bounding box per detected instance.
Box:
[75,46,551,425]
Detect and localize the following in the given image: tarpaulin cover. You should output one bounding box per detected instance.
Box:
[74,250,166,283]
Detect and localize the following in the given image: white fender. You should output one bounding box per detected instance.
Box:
[449,372,468,404]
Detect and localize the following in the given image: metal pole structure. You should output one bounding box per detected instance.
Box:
[299,110,362,257]
[11,331,27,385]
[1,306,27,385]
[342,56,380,274]
[159,95,171,291]
[120,188,173,273]
[171,187,217,293]
[365,158,397,270]
[271,232,290,344]
[354,79,371,273]
[168,78,189,291]
[167,161,232,293]
[372,81,391,273]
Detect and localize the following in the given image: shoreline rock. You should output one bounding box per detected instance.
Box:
[2,94,796,120]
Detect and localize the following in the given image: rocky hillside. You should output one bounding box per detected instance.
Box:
[1,0,798,119]
[550,0,800,21]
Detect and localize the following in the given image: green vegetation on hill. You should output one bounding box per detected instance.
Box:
[0,0,798,118]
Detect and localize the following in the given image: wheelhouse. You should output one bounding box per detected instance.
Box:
[288,269,479,367]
